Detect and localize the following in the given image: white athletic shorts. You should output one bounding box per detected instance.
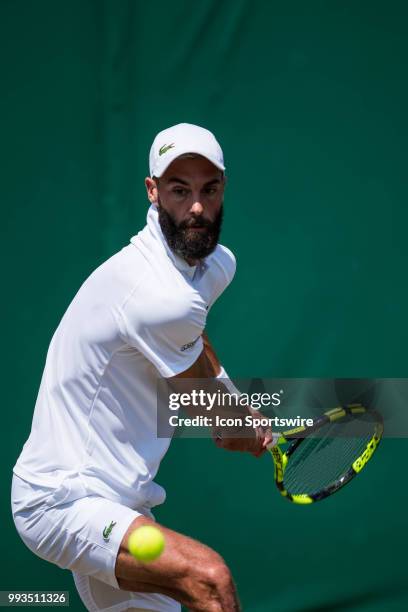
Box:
[11,473,181,612]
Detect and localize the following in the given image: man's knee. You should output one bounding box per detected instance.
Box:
[116,519,239,611]
[201,558,234,591]
[191,556,236,610]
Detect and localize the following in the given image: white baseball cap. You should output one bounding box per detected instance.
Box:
[149,123,225,178]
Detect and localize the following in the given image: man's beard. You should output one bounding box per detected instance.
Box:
[157,201,223,261]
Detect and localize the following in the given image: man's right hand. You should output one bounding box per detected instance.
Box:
[212,413,273,457]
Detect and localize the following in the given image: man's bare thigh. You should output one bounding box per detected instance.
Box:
[115,515,240,612]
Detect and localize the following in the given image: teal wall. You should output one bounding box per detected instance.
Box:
[2,1,407,610]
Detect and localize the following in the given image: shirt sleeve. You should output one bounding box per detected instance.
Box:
[207,244,237,309]
[116,290,205,378]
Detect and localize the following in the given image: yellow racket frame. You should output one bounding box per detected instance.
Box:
[269,404,383,504]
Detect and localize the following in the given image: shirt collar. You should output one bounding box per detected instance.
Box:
[146,205,198,279]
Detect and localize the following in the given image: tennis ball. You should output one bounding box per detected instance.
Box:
[128,525,165,562]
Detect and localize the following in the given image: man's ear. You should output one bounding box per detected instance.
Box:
[145,177,159,205]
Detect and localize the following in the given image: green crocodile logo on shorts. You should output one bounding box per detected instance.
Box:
[102,521,117,542]
[159,143,175,156]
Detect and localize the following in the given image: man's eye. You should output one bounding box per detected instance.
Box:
[204,188,217,195]
[173,188,187,196]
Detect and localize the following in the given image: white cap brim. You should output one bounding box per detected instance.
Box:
[152,148,225,178]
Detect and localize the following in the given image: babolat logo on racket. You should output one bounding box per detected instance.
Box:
[102,521,117,542]
[159,143,175,156]
[267,403,384,504]
[271,446,285,483]
[352,434,380,473]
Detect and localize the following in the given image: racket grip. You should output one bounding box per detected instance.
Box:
[266,432,281,449]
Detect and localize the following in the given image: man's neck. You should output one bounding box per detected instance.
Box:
[185,257,198,267]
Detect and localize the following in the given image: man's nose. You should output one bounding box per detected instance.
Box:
[190,200,204,215]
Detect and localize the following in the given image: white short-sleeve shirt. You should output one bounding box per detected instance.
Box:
[13,205,236,509]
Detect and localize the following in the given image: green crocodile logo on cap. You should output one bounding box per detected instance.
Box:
[159,143,175,156]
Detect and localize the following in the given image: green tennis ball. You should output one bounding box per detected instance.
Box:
[128,525,165,562]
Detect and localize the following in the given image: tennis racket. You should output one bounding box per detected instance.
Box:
[267,403,383,504]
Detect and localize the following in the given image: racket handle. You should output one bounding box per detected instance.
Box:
[266,432,281,449]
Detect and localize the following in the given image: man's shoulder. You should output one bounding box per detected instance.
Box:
[79,243,149,307]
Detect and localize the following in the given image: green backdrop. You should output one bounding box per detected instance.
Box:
[2,1,407,610]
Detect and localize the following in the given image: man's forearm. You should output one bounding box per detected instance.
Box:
[168,333,272,454]
[172,332,252,418]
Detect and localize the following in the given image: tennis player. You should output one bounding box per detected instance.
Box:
[11,123,271,611]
